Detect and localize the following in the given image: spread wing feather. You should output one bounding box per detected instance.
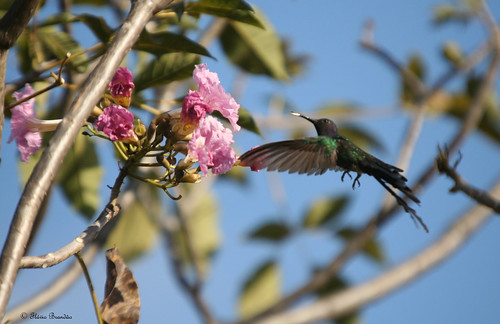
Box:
[239,137,339,176]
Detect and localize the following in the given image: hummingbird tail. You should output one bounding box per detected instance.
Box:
[360,158,420,204]
[374,177,429,233]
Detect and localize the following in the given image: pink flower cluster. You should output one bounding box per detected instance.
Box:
[187,116,236,175]
[94,104,136,141]
[8,84,42,162]
[95,67,137,142]
[182,64,240,175]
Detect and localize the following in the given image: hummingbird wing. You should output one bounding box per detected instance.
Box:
[238,137,339,176]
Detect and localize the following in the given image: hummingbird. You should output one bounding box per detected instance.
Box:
[239,112,427,232]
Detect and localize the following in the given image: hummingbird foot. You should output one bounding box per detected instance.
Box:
[352,173,362,189]
[341,171,352,182]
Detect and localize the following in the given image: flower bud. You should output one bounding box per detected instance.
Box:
[134,120,147,138]
[173,142,188,155]
[176,157,195,171]
[179,173,202,184]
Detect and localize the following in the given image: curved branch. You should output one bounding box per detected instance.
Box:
[19,204,120,268]
[436,148,500,213]
[3,244,100,324]
[0,0,174,318]
[255,180,500,324]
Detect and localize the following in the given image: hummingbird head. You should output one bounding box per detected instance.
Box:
[291,112,338,137]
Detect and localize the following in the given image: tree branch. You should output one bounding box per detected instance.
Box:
[19,204,120,268]
[0,0,174,319]
[254,180,500,324]
[3,244,100,324]
[436,148,500,213]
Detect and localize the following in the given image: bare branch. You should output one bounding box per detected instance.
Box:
[4,244,100,324]
[360,19,427,98]
[254,181,500,324]
[19,204,120,268]
[436,148,500,213]
[0,0,174,318]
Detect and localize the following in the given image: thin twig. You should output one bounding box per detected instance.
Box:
[75,252,103,324]
[436,147,500,213]
[5,55,69,111]
[360,19,427,98]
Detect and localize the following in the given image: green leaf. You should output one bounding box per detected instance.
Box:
[16,31,34,74]
[337,227,385,264]
[38,12,81,27]
[57,133,102,218]
[133,53,200,91]
[400,54,426,106]
[186,0,264,28]
[441,41,463,67]
[247,221,291,243]
[105,189,159,261]
[217,162,248,184]
[432,4,474,26]
[212,106,262,135]
[315,102,361,117]
[220,7,289,80]
[173,190,221,275]
[78,14,114,43]
[302,196,349,229]
[37,26,89,73]
[237,106,262,135]
[134,31,212,57]
[39,13,113,43]
[72,0,108,5]
[238,260,281,318]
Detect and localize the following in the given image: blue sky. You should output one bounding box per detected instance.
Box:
[2,1,500,323]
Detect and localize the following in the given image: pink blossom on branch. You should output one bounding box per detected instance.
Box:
[8,84,42,162]
[191,63,241,131]
[187,116,236,176]
[109,67,135,107]
[181,90,208,127]
[95,104,137,142]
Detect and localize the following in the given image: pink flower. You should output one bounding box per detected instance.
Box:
[187,116,236,176]
[8,84,42,162]
[181,90,208,126]
[95,104,136,141]
[191,64,240,131]
[109,67,134,107]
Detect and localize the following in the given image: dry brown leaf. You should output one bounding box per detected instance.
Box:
[100,247,140,324]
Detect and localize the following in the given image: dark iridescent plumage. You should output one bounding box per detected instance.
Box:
[239,112,427,231]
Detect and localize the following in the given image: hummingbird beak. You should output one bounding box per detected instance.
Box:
[291,112,315,123]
